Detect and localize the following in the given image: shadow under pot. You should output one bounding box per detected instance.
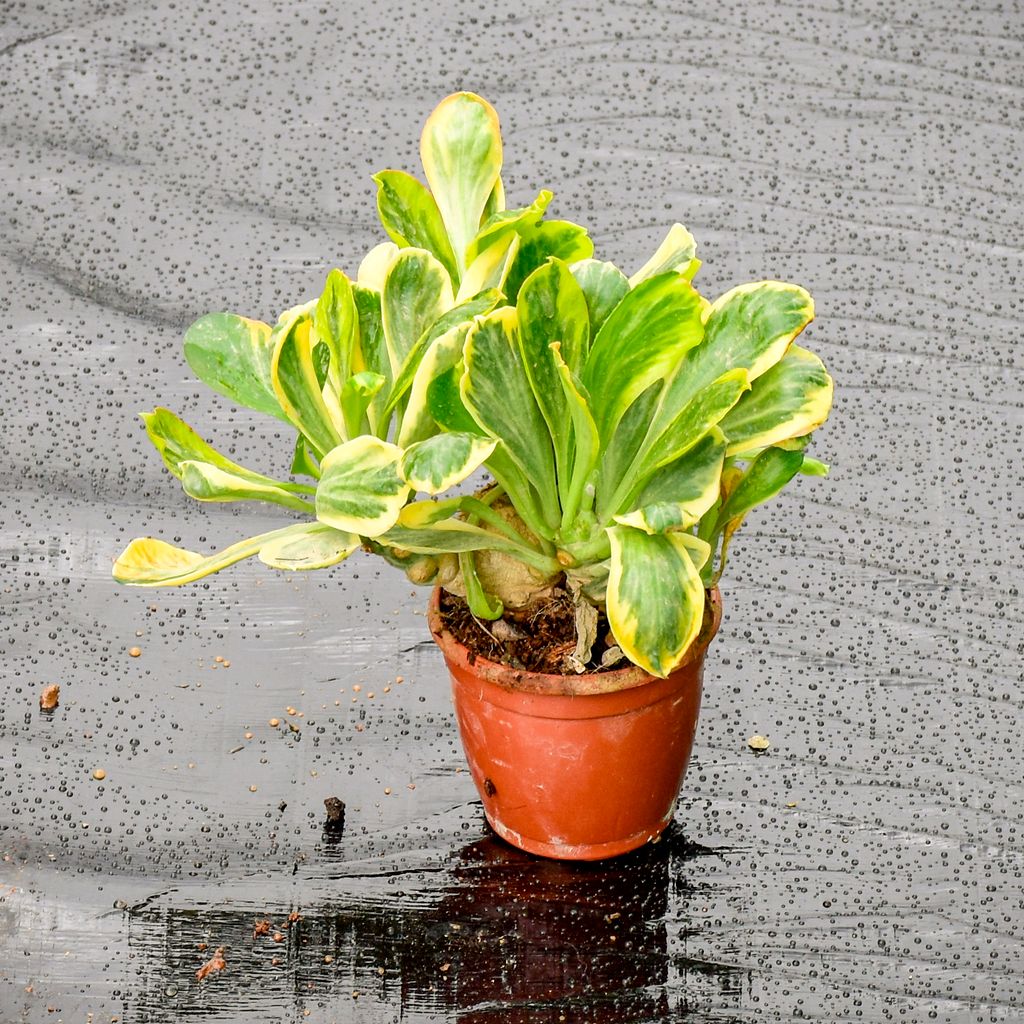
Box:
[428,586,722,861]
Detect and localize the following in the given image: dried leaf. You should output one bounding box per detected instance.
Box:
[39,685,60,711]
[196,947,226,982]
[253,919,271,938]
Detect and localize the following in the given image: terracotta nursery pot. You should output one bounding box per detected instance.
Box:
[428,588,722,861]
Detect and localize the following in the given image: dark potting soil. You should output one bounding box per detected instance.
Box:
[439,586,621,675]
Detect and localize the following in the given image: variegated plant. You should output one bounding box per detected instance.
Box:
[113,91,834,680]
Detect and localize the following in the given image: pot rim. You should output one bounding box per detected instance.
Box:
[427,586,722,697]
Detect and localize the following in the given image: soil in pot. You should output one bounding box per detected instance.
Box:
[438,585,622,675]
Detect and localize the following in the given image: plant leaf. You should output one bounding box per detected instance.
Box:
[717,446,805,526]
[291,435,321,479]
[516,259,590,494]
[340,371,386,439]
[551,343,600,528]
[629,223,699,287]
[582,272,704,447]
[357,242,399,291]
[456,232,519,303]
[257,521,359,570]
[420,92,503,276]
[718,344,834,455]
[606,525,706,678]
[183,313,287,422]
[400,323,473,446]
[179,460,314,512]
[399,432,496,495]
[461,307,558,512]
[466,189,553,266]
[381,247,454,378]
[315,436,411,537]
[614,429,726,534]
[570,258,630,337]
[113,523,315,587]
[380,519,530,557]
[314,269,358,389]
[385,289,502,420]
[141,407,301,489]
[501,219,594,304]
[271,307,343,456]
[372,169,459,282]
[651,281,814,446]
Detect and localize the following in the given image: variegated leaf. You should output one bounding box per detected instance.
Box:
[271,307,343,456]
[385,289,502,420]
[315,436,410,537]
[183,312,287,422]
[179,460,314,513]
[628,223,699,287]
[399,322,472,446]
[465,189,552,266]
[457,232,519,303]
[501,219,594,304]
[357,242,399,291]
[718,344,834,455]
[257,521,359,570]
[717,446,805,526]
[372,169,459,282]
[340,371,386,439]
[650,281,814,445]
[551,343,599,529]
[381,247,454,378]
[113,523,313,587]
[570,259,630,337]
[141,407,306,492]
[420,92,503,275]
[461,307,558,509]
[613,429,726,534]
[399,432,496,495]
[314,269,358,389]
[582,273,704,447]
[606,524,706,678]
[517,259,590,495]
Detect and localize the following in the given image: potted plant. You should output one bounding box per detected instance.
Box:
[114,92,833,860]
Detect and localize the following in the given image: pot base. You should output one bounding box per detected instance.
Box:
[485,805,676,861]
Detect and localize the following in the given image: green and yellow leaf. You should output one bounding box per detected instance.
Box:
[257,521,359,570]
[517,259,590,495]
[179,460,314,512]
[113,523,315,587]
[500,219,594,304]
[270,307,343,456]
[399,322,473,446]
[461,307,558,512]
[456,232,519,302]
[340,371,387,439]
[628,223,699,287]
[381,247,454,378]
[570,259,630,337]
[399,432,496,495]
[613,429,726,534]
[718,344,833,455]
[466,189,552,266]
[582,273,705,447]
[606,524,706,678]
[315,436,411,537]
[314,269,358,390]
[372,169,459,282]
[357,242,399,291]
[420,92,503,275]
[183,313,287,422]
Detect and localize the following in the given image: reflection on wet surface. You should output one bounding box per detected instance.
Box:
[126,830,743,1022]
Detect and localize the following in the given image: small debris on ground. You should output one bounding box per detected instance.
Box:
[92,768,106,781]
[748,734,771,752]
[253,919,271,938]
[195,947,226,982]
[39,685,60,711]
[324,797,346,831]
[128,647,141,658]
